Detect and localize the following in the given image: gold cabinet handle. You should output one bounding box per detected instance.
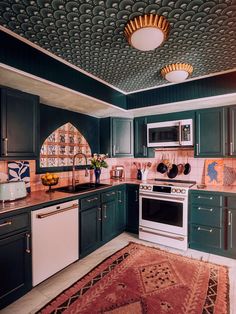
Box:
[197,226,213,233]
[197,195,213,200]
[106,192,115,197]
[37,204,78,219]
[98,208,102,221]
[2,138,8,156]
[196,143,199,156]
[118,191,122,203]
[0,221,12,228]
[26,233,31,253]
[103,204,107,219]
[198,207,213,212]
[87,197,98,203]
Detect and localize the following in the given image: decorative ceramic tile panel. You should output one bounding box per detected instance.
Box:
[40,122,91,168]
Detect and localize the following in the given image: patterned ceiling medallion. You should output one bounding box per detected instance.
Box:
[161,63,193,83]
[124,14,170,51]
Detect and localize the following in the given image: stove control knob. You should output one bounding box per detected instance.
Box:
[172,188,176,193]
[144,186,147,190]
[176,189,180,193]
[140,185,143,190]
[181,189,186,194]
[148,186,152,190]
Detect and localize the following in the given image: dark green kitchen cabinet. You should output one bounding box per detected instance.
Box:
[101,200,116,243]
[0,212,31,310]
[79,188,121,258]
[100,117,133,157]
[228,106,236,156]
[225,196,236,258]
[189,191,236,258]
[115,185,126,233]
[189,190,225,255]
[80,205,101,257]
[195,108,227,157]
[134,117,154,158]
[126,184,139,234]
[0,87,39,159]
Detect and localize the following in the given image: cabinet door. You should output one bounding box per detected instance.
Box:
[126,184,139,234]
[227,209,236,258]
[134,117,147,157]
[1,88,39,158]
[0,232,31,309]
[116,187,126,232]
[112,118,133,157]
[102,201,116,242]
[229,106,236,156]
[80,207,101,258]
[195,108,227,157]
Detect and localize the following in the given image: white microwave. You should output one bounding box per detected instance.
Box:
[147,119,193,147]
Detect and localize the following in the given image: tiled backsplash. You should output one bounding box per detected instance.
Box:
[0,149,236,192]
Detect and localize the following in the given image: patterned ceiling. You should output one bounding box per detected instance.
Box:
[0,0,236,93]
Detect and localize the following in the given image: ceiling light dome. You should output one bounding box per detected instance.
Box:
[161,63,193,83]
[124,14,170,51]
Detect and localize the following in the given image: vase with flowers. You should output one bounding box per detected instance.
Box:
[90,153,108,184]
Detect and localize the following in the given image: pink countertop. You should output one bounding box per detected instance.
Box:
[0,179,134,215]
[1,178,236,215]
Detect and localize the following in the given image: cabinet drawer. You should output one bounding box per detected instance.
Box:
[190,224,223,249]
[191,192,222,207]
[190,204,223,227]
[101,190,116,203]
[0,213,29,237]
[227,196,236,209]
[80,194,100,210]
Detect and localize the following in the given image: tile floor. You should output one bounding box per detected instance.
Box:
[2,232,236,314]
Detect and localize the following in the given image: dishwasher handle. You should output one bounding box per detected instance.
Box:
[37,204,78,219]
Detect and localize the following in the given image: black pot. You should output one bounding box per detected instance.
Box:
[167,164,178,178]
[184,163,191,175]
[157,162,167,174]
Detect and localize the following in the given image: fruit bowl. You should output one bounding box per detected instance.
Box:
[41,173,59,192]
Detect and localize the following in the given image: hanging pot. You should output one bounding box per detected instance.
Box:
[167,156,178,179]
[157,154,168,174]
[184,153,191,175]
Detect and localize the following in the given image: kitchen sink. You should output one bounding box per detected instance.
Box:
[55,182,111,193]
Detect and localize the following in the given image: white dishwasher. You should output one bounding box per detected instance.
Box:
[31,200,79,286]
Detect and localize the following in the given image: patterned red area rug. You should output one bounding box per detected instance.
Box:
[38,242,229,314]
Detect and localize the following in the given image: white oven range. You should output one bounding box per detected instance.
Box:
[139,179,195,250]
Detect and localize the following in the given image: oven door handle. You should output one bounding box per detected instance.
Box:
[140,193,185,202]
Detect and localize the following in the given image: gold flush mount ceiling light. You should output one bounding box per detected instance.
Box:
[161,63,194,83]
[124,14,170,51]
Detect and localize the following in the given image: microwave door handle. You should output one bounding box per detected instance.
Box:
[179,121,182,145]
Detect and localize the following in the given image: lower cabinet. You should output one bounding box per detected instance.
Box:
[79,186,127,258]
[126,184,139,234]
[189,191,236,258]
[0,212,31,310]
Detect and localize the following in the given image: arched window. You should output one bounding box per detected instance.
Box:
[40,122,91,168]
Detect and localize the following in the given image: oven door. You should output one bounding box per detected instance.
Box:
[139,193,188,236]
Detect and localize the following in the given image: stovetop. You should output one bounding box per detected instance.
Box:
[139,179,196,196]
[153,179,196,188]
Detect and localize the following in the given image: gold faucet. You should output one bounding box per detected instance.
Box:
[72,152,89,189]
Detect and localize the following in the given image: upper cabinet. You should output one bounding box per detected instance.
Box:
[134,117,154,158]
[0,87,39,159]
[195,107,227,157]
[195,106,236,158]
[100,118,133,157]
[228,106,236,157]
